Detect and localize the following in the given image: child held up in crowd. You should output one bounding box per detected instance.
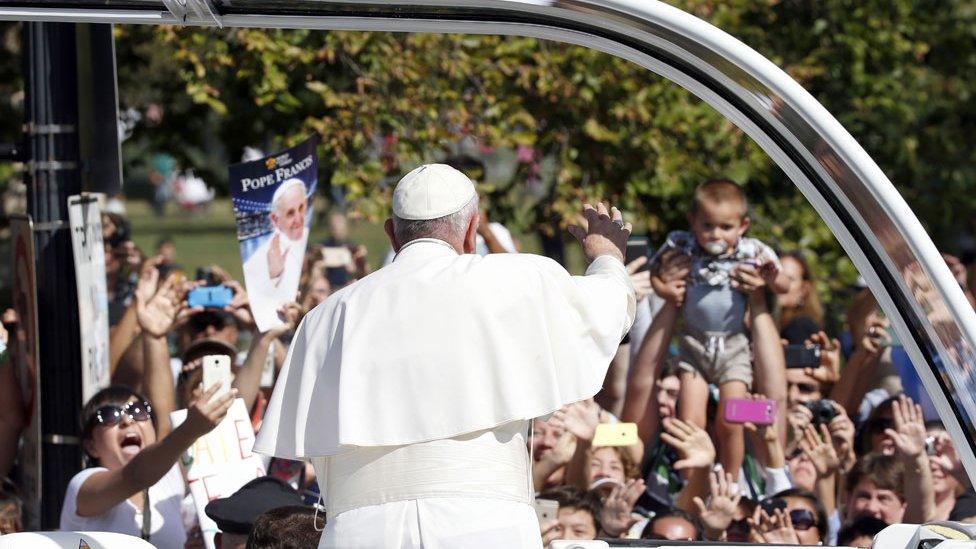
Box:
[648,179,789,476]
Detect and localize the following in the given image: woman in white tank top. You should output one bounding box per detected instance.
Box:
[59,385,234,547]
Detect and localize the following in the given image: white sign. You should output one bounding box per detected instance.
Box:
[67,194,110,402]
[171,399,266,549]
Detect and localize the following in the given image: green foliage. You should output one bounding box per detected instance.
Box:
[112,1,976,318]
[0,23,23,199]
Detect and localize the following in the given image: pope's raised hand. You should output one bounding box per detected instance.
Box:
[568,202,631,264]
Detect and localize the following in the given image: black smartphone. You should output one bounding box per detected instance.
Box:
[784,344,821,369]
[625,236,652,272]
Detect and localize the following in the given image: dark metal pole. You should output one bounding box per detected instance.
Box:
[23,21,84,529]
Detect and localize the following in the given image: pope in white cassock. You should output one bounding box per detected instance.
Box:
[254,164,636,548]
[242,177,309,331]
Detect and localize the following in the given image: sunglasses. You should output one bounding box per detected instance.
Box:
[88,401,153,428]
[789,508,818,531]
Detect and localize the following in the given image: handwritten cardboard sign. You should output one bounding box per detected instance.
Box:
[171,399,266,549]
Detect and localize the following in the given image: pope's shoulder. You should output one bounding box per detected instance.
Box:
[316,252,568,299]
[473,250,564,270]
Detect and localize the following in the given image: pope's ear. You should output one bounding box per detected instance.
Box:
[384,218,400,253]
[463,213,478,253]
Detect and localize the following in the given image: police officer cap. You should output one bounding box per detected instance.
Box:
[204,476,305,535]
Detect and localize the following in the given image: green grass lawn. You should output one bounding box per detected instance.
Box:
[127,199,586,280]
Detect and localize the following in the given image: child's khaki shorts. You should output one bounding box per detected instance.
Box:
[677,330,752,387]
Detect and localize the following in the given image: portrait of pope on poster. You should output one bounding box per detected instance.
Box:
[230,137,318,332]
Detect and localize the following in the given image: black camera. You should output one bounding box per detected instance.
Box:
[804,399,838,426]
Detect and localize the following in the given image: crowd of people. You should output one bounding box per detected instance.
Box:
[0,159,975,548]
[530,180,976,546]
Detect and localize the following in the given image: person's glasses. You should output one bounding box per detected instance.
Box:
[89,401,152,428]
[726,518,751,541]
[789,509,818,531]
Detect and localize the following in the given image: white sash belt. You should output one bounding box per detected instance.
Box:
[311,421,531,516]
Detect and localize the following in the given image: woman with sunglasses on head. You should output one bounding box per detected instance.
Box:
[59,384,235,546]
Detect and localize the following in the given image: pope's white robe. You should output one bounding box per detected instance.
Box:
[254,238,636,547]
[242,227,308,331]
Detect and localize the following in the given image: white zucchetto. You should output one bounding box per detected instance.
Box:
[392,164,477,220]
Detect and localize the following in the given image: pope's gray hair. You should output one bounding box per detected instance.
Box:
[393,194,479,245]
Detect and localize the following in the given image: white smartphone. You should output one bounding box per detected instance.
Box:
[533,498,559,524]
[202,354,232,401]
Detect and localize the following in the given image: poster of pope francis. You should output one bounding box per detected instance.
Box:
[229,136,318,332]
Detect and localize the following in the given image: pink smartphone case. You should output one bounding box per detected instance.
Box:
[724,398,776,425]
